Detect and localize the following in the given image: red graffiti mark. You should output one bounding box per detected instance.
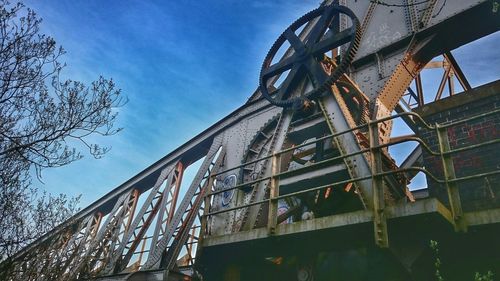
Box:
[447,127,458,147]
[425,149,486,178]
[447,121,498,148]
[453,152,483,171]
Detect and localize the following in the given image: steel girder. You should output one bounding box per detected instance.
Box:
[3,1,499,280]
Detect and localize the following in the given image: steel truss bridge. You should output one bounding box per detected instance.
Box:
[2,1,500,280]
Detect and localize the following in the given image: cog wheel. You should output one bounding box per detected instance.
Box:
[239,114,281,188]
[232,113,282,232]
[259,4,361,108]
[297,263,315,281]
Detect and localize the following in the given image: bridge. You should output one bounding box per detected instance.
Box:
[2,1,500,280]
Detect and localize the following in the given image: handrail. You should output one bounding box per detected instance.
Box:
[211,108,500,178]
[205,168,500,217]
[208,135,499,197]
[204,108,500,223]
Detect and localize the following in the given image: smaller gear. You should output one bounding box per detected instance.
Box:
[297,264,314,281]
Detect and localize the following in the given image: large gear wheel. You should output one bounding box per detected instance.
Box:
[259,4,361,108]
[239,114,281,188]
[233,114,282,231]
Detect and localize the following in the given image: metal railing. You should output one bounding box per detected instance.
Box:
[201,108,500,246]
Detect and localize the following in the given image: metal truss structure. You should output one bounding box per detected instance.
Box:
[2,1,499,280]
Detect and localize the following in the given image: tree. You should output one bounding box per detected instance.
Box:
[0,0,125,266]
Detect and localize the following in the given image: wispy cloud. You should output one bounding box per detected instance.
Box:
[22,1,498,207]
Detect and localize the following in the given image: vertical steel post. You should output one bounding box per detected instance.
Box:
[167,162,184,224]
[186,226,197,265]
[415,74,424,107]
[436,125,466,232]
[136,236,147,268]
[369,120,389,248]
[198,174,215,247]
[267,153,281,235]
[448,71,455,96]
[125,189,140,232]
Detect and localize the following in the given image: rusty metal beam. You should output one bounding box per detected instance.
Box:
[143,137,223,269]
[415,74,424,107]
[435,64,452,101]
[103,163,178,274]
[369,113,388,248]
[444,51,472,91]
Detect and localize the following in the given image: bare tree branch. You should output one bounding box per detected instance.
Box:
[0,1,125,277]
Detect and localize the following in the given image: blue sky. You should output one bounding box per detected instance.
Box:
[24,1,499,207]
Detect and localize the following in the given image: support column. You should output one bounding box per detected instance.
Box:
[369,116,388,248]
[436,125,466,232]
[267,153,281,235]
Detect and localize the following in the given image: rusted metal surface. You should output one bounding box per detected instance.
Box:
[4,1,500,280]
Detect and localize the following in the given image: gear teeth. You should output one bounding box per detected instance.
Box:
[239,113,281,184]
[259,4,362,108]
[235,113,281,232]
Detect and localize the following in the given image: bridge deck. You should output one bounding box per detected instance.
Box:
[202,197,500,250]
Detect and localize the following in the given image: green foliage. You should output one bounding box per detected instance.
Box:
[430,240,495,281]
[474,271,494,281]
[430,240,445,281]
